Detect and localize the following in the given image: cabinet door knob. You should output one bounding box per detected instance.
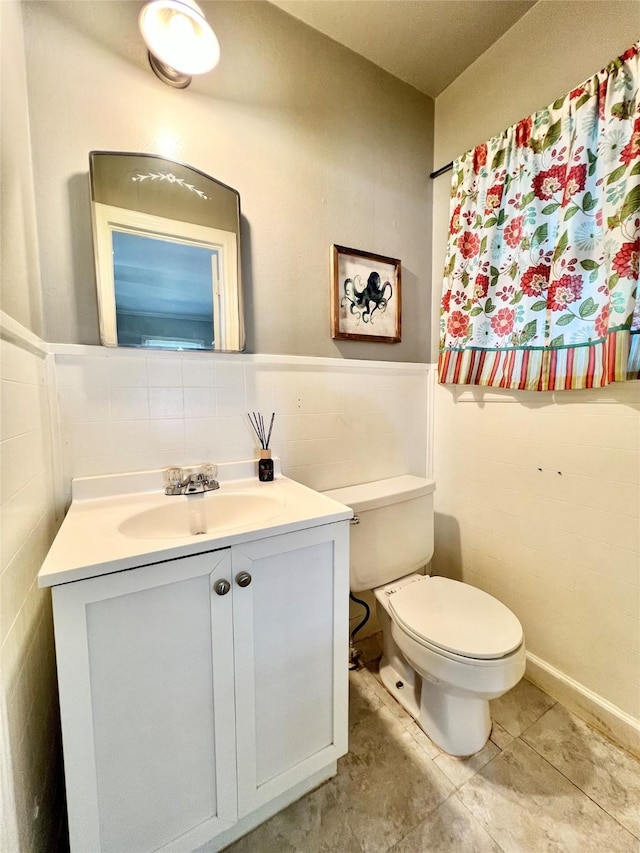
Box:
[236,571,252,588]
[214,579,231,596]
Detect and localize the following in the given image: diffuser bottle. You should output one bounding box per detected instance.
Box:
[258,448,274,482]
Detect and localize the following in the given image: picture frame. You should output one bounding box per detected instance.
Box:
[331,244,401,343]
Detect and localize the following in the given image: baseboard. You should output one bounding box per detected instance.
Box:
[525,652,640,758]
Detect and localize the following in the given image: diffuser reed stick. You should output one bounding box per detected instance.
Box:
[248,411,275,449]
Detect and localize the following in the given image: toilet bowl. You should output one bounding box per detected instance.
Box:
[324,476,526,756]
[376,573,525,755]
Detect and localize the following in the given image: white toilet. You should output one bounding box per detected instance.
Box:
[324,475,526,756]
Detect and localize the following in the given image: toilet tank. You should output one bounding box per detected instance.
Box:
[323,476,435,592]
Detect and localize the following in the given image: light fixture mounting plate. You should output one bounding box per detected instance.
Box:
[148,50,192,89]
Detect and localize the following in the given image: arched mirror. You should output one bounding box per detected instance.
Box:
[89,151,244,352]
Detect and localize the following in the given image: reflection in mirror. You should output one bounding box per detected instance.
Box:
[89,152,244,352]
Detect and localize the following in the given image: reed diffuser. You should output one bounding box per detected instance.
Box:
[248,412,275,481]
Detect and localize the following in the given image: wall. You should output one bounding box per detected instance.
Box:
[0,4,64,849]
[0,327,64,853]
[53,347,431,499]
[0,0,43,336]
[431,1,640,742]
[22,0,434,363]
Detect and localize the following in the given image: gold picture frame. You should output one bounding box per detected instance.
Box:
[331,244,401,343]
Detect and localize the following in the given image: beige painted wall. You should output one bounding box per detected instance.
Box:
[1,0,43,336]
[22,0,434,362]
[431,0,640,352]
[431,1,640,723]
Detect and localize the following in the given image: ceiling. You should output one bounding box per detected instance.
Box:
[269,0,537,98]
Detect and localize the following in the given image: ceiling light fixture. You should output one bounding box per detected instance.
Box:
[139,0,220,89]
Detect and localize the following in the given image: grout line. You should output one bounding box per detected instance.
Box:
[518,729,639,840]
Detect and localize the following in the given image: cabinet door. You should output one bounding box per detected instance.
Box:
[53,550,237,853]
[232,523,349,816]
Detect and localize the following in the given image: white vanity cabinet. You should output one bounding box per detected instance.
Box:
[51,523,349,853]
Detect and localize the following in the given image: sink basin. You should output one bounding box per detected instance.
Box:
[118,490,286,539]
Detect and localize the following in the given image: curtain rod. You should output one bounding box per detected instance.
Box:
[429,161,453,179]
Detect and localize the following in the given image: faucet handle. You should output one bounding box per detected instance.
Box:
[202,463,218,484]
[164,466,183,488]
[201,463,219,491]
[164,466,184,495]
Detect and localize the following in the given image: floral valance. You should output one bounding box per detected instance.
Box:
[439,43,640,391]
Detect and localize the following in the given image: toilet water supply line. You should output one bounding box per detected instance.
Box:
[348,591,371,670]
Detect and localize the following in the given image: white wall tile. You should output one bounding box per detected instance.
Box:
[0,340,40,385]
[185,418,219,453]
[1,381,40,440]
[216,387,245,417]
[147,358,182,387]
[183,387,216,419]
[182,358,215,388]
[0,477,46,573]
[110,387,149,421]
[69,422,112,459]
[108,357,147,388]
[111,420,150,455]
[0,336,60,853]
[55,354,108,388]
[245,386,274,414]
[149,419,185,453]
[57,384,110,423]
[54,351,430,515]
[149,387,184,419]
[1,433,40,506]
[214,362,244,388]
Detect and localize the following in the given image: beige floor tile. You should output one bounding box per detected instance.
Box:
[489,719,514,750]
[335,705,455,852]
[457,739,638,852]
[490,677,556,737]
[388,793,502,853]
[349,668,383,729]
[223,776,364,853]
[433,739,500,788]
[405,721,441,761]
[523,704,640,839]
[226,704,454,853]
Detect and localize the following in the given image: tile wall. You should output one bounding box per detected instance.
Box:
[433,381,640,728]
[0,330,63,852]
[53,348,431,501]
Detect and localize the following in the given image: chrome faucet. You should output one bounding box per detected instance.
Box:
[164,464,219,496]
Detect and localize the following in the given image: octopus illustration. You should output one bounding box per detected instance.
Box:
[341,271,393,324]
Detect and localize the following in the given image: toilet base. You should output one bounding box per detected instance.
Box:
[379,656,491,757]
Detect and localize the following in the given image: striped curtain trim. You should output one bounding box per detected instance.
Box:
[439,329,640,390]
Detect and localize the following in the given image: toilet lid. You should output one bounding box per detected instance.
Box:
[388,577,523,660]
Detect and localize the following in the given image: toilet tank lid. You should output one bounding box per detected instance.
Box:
[323,475,435,513]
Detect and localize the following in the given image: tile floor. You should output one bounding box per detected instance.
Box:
[225,643,640,853]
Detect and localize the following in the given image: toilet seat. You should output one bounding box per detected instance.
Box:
[388,576,523,661]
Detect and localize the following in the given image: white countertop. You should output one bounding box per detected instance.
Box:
[39,465,352,587]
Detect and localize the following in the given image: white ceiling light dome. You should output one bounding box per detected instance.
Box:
[139,0,220,88]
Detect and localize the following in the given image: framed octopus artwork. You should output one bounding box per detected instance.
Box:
[331,244,402,343]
